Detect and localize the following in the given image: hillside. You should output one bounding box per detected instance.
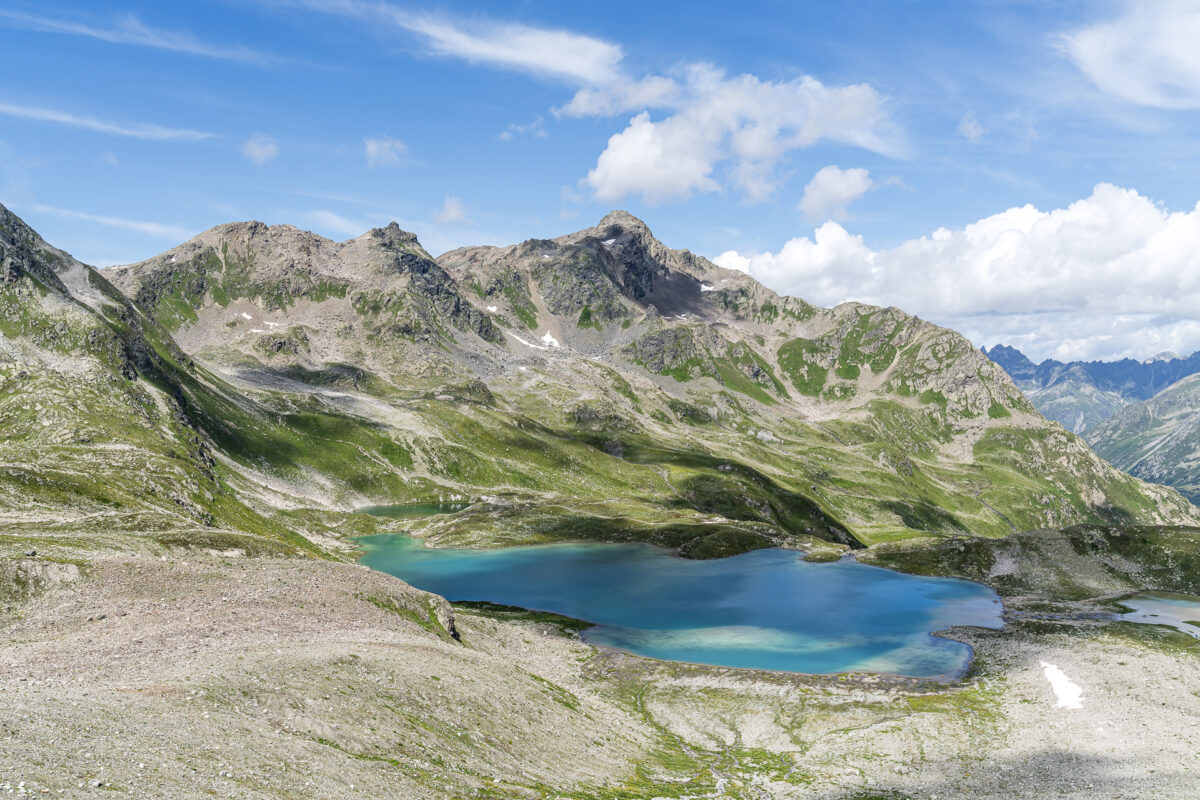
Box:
[984,344,1200,433]
[100,208,1199,548]
[1088,373,1200,503]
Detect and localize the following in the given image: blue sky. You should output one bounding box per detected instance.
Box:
[3,0,1200,360]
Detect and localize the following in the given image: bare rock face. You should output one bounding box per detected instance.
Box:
[106,219,500,381]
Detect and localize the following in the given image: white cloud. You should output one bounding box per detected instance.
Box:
[0,102,213,141]
[0,10,277,66]
[958,111,985,142]
[285,4,896,204]
[570,64,897,204]
[402,15,622,85]
[304,210,369,238]
[799,166,873,222]
[28,203,192,240]
[101,152,119,166]
[364,135,407,168]
[242,134,279,166]
[714,183,1200,361]
[295,1,622,86]
[434,196,469,223]
[1064,1,1200,108]
[498,116,547,140]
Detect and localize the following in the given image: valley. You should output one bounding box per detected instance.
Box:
[3,203,1200,798]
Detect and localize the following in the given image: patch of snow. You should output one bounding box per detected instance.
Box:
[264,321,280,327]
[700,283,716,292]
[540,331,560,348]
[486,305,499,313]
[541,254,551,260]
[507,332,547,351]
[249,328,266,333]
[241,313,253,320]
[601,238,616,247]
[518,366,527,372]
[169,255,177,263]
[1040,661,1083,709]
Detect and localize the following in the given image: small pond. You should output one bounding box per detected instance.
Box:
[358,536,1004,679]
[1119,593,1200,639]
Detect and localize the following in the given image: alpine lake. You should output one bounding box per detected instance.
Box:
[357,507,1006,679]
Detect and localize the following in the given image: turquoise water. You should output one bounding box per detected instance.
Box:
[359,503,472,519]
[358,536,1003,678]
[1119,593,1200,639]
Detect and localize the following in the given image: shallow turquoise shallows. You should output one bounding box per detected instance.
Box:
[357,536,1004,679]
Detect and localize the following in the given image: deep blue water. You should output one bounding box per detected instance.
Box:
[358,536,1004,679]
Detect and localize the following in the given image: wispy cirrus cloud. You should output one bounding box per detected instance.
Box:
[28,204,194,240]
[0,102,214,141]
[283,0,623,85]
[0,10,280,67]
[1063,1,1200,109]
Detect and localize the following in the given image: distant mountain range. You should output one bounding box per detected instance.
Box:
[1087,373,1200,503]
[983,345,1200,433]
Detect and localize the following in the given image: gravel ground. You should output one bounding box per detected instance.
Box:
[2,553,1199,799]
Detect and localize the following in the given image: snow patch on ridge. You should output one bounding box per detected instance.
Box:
[541,331,560,348]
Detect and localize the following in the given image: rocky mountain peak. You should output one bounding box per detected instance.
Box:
[594,209,651,235]
[364,221,421,249]
[1145,351,1180,364]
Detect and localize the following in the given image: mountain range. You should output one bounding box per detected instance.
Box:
[3,202,1194,564]
[983,344,1200,433]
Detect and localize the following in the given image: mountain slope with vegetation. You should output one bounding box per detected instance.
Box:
[95,208,1200,549]
[1087,373,1200,503]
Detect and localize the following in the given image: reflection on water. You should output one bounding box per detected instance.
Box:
[358,536,1004,678]
[1119,593,1200,639]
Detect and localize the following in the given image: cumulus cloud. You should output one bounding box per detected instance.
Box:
[364,135,407,168]
[434,196,469,223]
[1064,1,1200,108]
[567,64,897,204]
[287,4,897,204]
[714,183,1200,361]
[241,134,279,166]
[799,166,873,222]
[0,102,212,141]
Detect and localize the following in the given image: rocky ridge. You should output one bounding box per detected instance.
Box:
[88,205,1200,547]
